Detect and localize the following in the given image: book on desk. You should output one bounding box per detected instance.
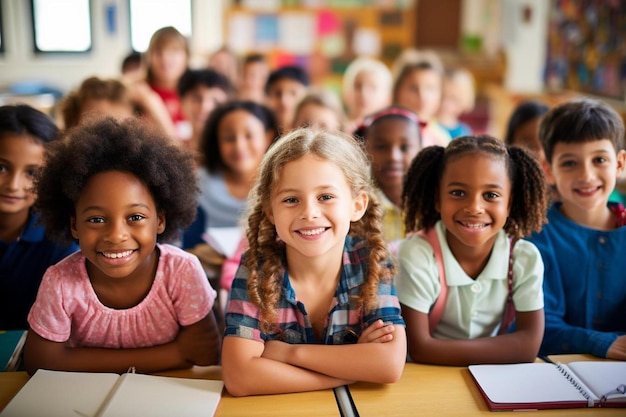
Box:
[0,331,26,372]
[469,361,626,411]
[0,368,224,417]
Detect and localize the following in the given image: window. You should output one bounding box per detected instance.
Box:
[129,0,192,52]
[30,0,92,53]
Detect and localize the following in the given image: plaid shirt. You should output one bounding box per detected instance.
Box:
[224,236,404,344]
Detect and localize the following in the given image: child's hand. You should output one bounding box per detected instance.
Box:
[358,320,395,344]
[261,340,292,363]
[607,335,626,360]
[176,315,221,366]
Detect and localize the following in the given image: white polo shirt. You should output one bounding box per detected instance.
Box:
[397,221,544,340]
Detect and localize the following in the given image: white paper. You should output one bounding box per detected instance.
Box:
[203,227,243,258]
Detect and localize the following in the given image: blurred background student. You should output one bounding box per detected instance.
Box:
[177,69,235,159]
[437,67,476,139]
[342,57,392,134]
[265,65,310,134]
[292,89,346,132]
[238,53,269,104]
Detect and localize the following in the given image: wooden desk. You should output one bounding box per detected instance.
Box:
[1,356,623,416]
[348,359,624,416]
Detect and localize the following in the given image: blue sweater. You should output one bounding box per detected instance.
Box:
[528,203,626,357]
[0,213,78,329]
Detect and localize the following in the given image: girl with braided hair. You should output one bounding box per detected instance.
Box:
[397,135,548,365]
[222,128,406,396]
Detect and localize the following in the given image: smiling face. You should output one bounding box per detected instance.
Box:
[365,117,420,203]
[546,139,626,224]
[71,170,165,282]
[0,134,45,223]
[181,85,229,135]
[437,152,511,256]
[217,109,272,177]
[265,154,367,264]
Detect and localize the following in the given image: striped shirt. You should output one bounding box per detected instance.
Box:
[224,236,405,344]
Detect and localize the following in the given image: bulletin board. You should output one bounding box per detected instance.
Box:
[544,0,626,102]
[224,0,416,88]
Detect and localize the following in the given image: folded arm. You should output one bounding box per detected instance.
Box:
[221,336,352,397]
[403,305,543,366]
[24,313,220,375]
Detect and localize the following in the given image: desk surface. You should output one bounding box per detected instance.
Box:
[1,355,623,416]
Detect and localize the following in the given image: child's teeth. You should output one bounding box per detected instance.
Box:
[300,228,325,236]
[103,250,133,258]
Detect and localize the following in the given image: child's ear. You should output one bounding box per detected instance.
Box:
[157,212,166,235]
[70,216,78,240]
[542,159,556,186]
[351,192,368,222]
[615,149,626,177]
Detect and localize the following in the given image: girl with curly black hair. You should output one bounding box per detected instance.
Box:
[24,117,221,375]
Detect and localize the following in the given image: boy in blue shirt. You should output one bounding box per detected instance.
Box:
[529,98,626,359]
[0,105,78,330]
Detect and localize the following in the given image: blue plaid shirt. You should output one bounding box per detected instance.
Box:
[224,236,405,344]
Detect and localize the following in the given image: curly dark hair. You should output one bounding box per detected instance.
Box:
[403,135,548,240]
[35,117,198,244]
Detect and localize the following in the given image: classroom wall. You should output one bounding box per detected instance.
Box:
[0,0,226,92]
[0,0,547,94]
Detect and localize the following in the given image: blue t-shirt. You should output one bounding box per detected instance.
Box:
[182,168,247,249]
[0,213,78,329]
[528,202,626,357]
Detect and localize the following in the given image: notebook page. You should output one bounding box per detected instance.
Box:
[0,369,119,417]
[97,373,224,417]
[567,361,626,403]
[468,363,589,404]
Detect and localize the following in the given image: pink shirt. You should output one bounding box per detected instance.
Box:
[28,244,216,349]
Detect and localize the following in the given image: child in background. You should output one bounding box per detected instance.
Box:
[292,89,345,132]
[341,57,392,133]
[177,69,235,158]
[59,76,136,130]
[265,65,310,134]
[529,98,626,360]
[393,59,450,146]
[393,59,451,147]
[504,100,549,163]
[222,128,406,396]
[208,46,239,89]
[182,101,278,250]
[354,106,423,246]
[0,105,78,330]
[238,53,269,103]
[24,118,220,374]
[121,51,143,77]
[398,135,548,365]
[437,67,475,139]
[130,26,189,141]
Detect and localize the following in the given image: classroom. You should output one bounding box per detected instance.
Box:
[0,1,624,415]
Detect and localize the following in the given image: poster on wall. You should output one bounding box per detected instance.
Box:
[544,0,626,102]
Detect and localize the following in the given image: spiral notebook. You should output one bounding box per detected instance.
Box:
[469,361,626,411]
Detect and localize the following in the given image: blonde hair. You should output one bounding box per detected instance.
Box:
[341,57,392,105]
[244,128,392,332]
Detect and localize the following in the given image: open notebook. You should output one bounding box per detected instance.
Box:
[469,361,626,411]
[0,369,224,417]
